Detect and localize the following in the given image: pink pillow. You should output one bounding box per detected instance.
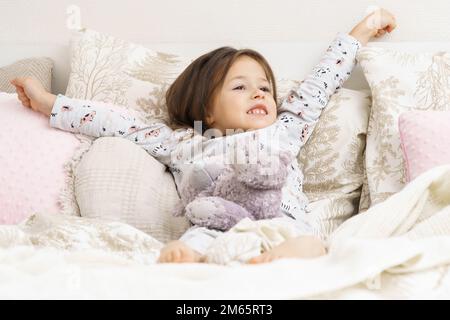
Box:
[0,93,80,224]
[399,111,450,182]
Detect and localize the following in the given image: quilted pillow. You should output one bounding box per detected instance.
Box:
[399,111,450,182]
[358,47,450,209]
[0,58,53,93]
[0,93,80,224]
[74,137,190,244]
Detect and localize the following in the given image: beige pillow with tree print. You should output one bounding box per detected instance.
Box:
[61,29,192,220]
[358,47,450,209]
[279,81,371,238]
[65,28,192,124]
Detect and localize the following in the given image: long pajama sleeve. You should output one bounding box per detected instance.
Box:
[277,33,361,157]
[49,95,190,166]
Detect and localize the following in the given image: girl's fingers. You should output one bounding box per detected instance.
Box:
[19,98,28,107]
[18,92,30,105]
[375,29,386,37]
[10,80,24,93]
[11,79,32,108]
[21,99,31,108]
[384,22,396,33]
[12,83,25,94]
[18,94,31,108]
[390,20,397,31]
[10,77,26,87]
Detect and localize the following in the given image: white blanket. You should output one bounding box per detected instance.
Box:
[2,165,450,299]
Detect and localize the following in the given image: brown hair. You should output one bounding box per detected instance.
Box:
[166,47,277,134]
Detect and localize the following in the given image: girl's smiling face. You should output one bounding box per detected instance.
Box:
[206,56,277,134]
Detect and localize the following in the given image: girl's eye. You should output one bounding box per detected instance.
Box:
[233,85,271,92]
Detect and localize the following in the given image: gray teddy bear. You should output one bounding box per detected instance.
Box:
[174,151,293,231]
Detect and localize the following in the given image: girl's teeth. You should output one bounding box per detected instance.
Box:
[247,109,266,115]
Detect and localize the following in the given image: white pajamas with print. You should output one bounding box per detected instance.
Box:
[50,33,361,254]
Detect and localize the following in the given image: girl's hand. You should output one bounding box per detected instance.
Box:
[349,8,397,45]
[10,77,56,117]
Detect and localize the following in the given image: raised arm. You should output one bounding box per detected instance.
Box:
[276,33,361,156]
[277,8,396,156]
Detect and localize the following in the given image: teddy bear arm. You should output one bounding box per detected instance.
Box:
[185,196,253,231]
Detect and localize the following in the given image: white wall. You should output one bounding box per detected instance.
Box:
[1,0,450,45]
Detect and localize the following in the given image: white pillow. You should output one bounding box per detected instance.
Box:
[358,47,450,208]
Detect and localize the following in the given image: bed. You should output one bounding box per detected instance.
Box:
[1,26,450,299]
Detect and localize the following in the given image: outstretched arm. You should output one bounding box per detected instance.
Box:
[50,95,183,165]
[277,8,396,156]
[10,77,185,165]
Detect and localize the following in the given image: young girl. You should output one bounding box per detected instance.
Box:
[12,9,396,264]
